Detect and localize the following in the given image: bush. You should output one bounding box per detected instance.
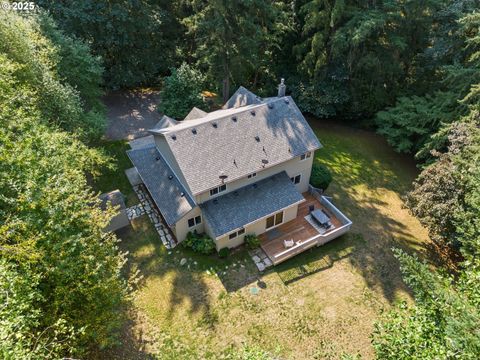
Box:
[310,163,333,191]
[245,234,260,249]
[182,232,216,255]
[218,247,230,258]
[160,63,206,119]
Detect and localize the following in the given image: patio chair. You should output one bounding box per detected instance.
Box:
[283,239,294,248]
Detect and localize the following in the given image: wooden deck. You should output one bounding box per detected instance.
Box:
[259,192,343,264]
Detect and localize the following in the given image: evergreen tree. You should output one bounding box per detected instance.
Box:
[37,0,181,88]
[183,0,287,102]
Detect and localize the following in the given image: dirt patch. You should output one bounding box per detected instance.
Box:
[103,89,162,140]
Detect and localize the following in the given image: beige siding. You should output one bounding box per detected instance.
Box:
[195,154,314,204]
[173,206,204,242]
[214,202,300,250]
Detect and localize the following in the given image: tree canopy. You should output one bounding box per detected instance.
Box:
[0,10,128,358]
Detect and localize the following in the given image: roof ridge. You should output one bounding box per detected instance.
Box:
[162,96,290,135]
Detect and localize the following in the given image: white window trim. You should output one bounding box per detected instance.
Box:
[265,210,284,230]
[209,184,227,197]
[291,173,302,185]
[188,215,202,228]
[300,152,312,161]
[228,227,245,240]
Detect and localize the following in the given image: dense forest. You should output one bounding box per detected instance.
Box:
[1,1,479,358]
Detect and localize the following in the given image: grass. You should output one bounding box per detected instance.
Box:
[104,121,431,360]
[91,140,138,206]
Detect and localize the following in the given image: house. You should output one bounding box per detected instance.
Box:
[127,80,352,265]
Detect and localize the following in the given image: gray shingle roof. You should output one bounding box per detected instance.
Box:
[127,145,195,226]
[200,171,305,237]
[152,115,178,130]
[222,86,262,109]
[161,95,322,195]
[184,107,207,120]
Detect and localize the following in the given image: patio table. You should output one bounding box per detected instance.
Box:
[311,209,330,226]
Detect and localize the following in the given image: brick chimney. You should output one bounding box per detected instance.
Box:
[278,78,286,97]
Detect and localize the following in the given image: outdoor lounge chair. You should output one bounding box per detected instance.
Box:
[284,239,294,248]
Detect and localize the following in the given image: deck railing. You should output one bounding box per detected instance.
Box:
[270,187,353,265]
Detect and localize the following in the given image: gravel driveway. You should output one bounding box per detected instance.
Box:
[103,89,162,140]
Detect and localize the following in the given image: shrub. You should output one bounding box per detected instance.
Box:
[310,163,333,191]
[182,232,216,255]
[160,63,206,119]
[218,247,230,258]
[245,234,260,249]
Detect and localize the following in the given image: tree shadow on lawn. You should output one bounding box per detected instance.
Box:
[108,216,218,356]
[274,121,433,304]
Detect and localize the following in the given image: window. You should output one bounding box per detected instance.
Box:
[266,215,275,229]
[275,212,283,225]
[300,152,312,161]
[266,211,284,229]
[210,184,227,196]
[228,228,245,240]
[247,172,257,179]
[290,174,301,184]
[188,215,202,228]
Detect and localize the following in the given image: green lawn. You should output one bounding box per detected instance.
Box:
[101,122,431,360]
[91,140,138,206]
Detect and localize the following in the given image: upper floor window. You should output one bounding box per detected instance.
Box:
[247,172,257,179]
[210,184,227,196]
[300,152,312,161]
[188,215,202,228]
[291,174,301,184]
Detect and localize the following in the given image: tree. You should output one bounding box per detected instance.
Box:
[160,63,206,119]
[183,0,287,102]
[0,9,105,141]
[373,110,480,359]
[294,0,443,118]
[372,249,480,359]
[376,1,480,161]
[0,11,129,358]
[37,0,181,88]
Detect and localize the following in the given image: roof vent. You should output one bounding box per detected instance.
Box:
[255,135,260,142]
[171,135,177,140]
[180,192,185,197]
[233,191,239,196]
[212,122,218,128]
[232,116,237,122]
[213,199,218,204]
[191,128,197,135]
[155,156,161,161]
[268,103,274,109]
[251,110,256,116]
[284,98,289,104]
[253,183,258,189]
[168,175,173,180]
[261,159,269,167]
